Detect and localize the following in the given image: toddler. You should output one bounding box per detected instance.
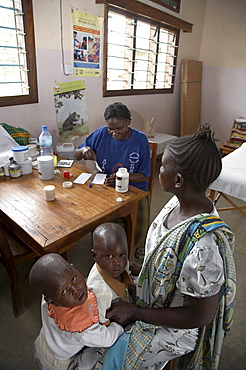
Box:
[29,253,123,370]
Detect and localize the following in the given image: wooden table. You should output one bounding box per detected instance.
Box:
[0,162,147,261]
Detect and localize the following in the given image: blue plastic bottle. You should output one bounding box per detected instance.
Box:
[39,125,53,156]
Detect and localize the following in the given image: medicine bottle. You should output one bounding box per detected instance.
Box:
[115,168,129,193]
[39,125,53,156]
[9,163,21,178]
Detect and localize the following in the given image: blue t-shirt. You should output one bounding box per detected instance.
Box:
[77,126,150,191]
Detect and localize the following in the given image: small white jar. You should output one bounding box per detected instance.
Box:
[16,157,32,175]
[12,146,29,162]
[37,156,54,180]
[43,185,56,201]
[115,167,129,193]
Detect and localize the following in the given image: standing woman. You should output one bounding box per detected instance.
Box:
[105,124,236,369]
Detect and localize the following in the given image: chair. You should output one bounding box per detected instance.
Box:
[148,141,158,200]
[218,118,246,156]
[0,222,38,317]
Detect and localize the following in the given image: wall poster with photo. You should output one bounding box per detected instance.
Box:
[149,0,181,13]
[72,10,104,77]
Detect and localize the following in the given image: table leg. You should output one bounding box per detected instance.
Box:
[125,201,138,261]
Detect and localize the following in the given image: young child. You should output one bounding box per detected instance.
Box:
[29,253,124,370]
[86,222,136,326]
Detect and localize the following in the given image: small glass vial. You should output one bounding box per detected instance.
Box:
[115,167,129,193]
[9,163,21,178]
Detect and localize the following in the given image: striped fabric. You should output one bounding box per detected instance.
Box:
[223,127,246,150]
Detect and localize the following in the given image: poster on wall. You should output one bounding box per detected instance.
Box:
[53,80,89,144]
[72,11,104,77]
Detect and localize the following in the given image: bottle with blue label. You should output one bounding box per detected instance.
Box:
[39,125,53,156]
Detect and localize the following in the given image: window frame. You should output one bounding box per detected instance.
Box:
[104,6,180,97]
[97,0,192,97]
[0,0,38,107]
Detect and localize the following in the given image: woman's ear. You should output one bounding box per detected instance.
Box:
[175,173,184,188]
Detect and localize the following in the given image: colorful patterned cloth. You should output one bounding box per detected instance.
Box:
[98,215,236,370]
[125,215,236,370]
[0,122,31,145]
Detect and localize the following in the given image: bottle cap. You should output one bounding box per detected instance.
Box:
[63,181,73,188]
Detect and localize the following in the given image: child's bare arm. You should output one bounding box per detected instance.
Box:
[128,283,137,305]
[129,261,142,275]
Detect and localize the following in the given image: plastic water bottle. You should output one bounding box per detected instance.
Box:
[39,125,53,156]
[115,168,129,193]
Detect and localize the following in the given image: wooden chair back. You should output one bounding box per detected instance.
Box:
[148,141,158,199]
[0,222,38,317]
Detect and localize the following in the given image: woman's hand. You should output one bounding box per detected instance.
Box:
[81,146,96,160]
[106,299,139,327]
[74,146,96,161]
[105,173,116,187]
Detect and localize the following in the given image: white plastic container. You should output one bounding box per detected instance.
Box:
[37,155,54,180]
[43,185,56,201]
[115,167,129,193]
[12,146,29,162]
[17,157,33,175]
[56,143,74,160]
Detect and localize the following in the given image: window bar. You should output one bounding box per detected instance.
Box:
[0,45,21,49]
[0,64,23,67]
[0,26,20,31]
[0,81,25,84]
[153,27,160,88]
[0,5,19,11]
[131,16,137,90]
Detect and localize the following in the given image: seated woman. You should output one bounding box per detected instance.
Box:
[104,124,236,369]
[74,102,151,259]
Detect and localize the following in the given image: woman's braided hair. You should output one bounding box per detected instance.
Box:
[167,124,222,192]
[104,102,131,121]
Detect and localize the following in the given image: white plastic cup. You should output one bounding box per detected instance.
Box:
[12,146,29,162]
[43,185,56,201]
[16,157,32,175]
[37,155,54,180]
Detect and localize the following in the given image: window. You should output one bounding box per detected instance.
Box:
[99,0,192,97]
[106,8,179,95]
[0,0,38,107]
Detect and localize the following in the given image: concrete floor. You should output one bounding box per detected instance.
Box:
[0,164,245,369]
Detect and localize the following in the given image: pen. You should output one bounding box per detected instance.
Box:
[88,173,96,188]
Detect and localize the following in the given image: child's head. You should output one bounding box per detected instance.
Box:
[162,124,222,193]
[92,223,128,279]
[29,253,87,308]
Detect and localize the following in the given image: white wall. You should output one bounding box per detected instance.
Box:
[200,0,246,141]
[1,0,245,145]
[0,0,207,148]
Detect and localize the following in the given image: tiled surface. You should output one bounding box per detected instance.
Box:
[0,164,245,369]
